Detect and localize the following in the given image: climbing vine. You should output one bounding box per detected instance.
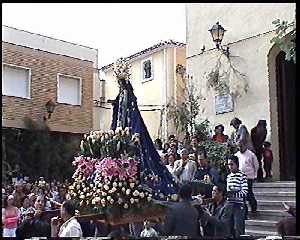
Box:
[206,52,249,98]
[271,18,296,63]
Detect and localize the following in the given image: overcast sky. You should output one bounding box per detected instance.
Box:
[2,3,186,68]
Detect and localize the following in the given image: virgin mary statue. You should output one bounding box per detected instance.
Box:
[110,58,178,199]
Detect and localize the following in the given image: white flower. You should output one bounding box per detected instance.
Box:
[97,189,101,194]
[98,183,103,188]
[126,189,131,195]
[110,199,114,204]
[121,187,126,192]
[135,198,139,203]
[115,127,122,134]
[108,190,113,194]
[130,198,135,204]
[139,192,145,198]
[111,187,117,193]
[102,192,107,197]
[80,200,84,206]
[124,203,129,209]
[129,183,135,188]
[118,182,123,187]
[92,199,96,204]
[133,190,139,197]
[107,196,112,201]
[113,182,118,188]
[171,194,178,201]
[80,195,85,199]
[95,197,101,203]
[104,185,109,191]
[147,196,152,202]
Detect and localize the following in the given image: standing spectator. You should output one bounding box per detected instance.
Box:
[235,141,259,216]
[162,184,200,237]
[13,182,25,208]
[54,186,67,204]
[16,195,51,238]
[230,118,253,152]
[173,149,197,185]
[262,141,273,179]
[51,200,83,237]
[160,153,169,166]
[19,196,32,223]
[225,155,248,238]
[194,148,220,186]
[2,195,20,237]
[251,120,267,182]
[212,124,229,144]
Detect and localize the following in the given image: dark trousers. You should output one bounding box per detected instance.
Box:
[264,162,272,178]
[254,148,264,181]
[225,202,246,238]
[245,179,257,217]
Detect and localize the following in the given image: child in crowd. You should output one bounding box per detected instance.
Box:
[262,141,273,179]
[140,220,159,237]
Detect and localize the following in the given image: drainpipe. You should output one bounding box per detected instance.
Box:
[163,48,168,141]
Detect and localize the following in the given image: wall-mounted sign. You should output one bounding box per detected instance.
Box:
[215,94,234,115]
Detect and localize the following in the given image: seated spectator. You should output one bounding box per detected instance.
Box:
[140,220,159,237]
[162,142,170,154]
[16,195,51,238]
[162,184,200,237]
[53,186,67,204]
[173,149,197,185]
[166,153,177,180]
[2,195,21,237]
[212,124,229,144]
[200,185,231,237]
[194,148,220,186]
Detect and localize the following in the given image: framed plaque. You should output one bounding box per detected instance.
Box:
[215,94,234,115]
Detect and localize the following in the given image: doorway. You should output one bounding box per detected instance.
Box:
[275,51,296,181]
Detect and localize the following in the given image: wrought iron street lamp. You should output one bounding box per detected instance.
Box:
[209,22,230,57]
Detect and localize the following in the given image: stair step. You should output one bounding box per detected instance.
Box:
[246,219,278,232]
[253,187,295,193]
[253,182,296,188]
[254,192,296,201]
[248,200,296,211]
[248,210,290,221]
[245,229,278,236]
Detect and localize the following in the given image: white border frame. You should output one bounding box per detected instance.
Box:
[2,63,31,99]
[141,57,154,83]
[57,73,82,106]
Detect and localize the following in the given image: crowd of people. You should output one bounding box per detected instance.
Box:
[3,117,290,239]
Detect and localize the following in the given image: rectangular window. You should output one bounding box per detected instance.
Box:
[2,64,31,99]
[57,74,81,105]
[141,57,153,82]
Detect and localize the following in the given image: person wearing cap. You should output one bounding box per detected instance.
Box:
[2,194,21,237]
[230,118,253,153]
[173,148,197,185]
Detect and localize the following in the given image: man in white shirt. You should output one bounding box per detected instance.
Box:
[173,148,197,185]
[51,200,83,237]
[235,141,259,216]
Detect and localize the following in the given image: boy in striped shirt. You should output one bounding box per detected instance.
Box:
[225,155,248,238]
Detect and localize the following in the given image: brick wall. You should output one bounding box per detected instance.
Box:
[2,42,93,134]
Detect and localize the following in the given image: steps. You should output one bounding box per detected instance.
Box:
[245,181,296,237]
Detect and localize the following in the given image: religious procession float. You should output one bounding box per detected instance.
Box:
[68,58,178,225]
